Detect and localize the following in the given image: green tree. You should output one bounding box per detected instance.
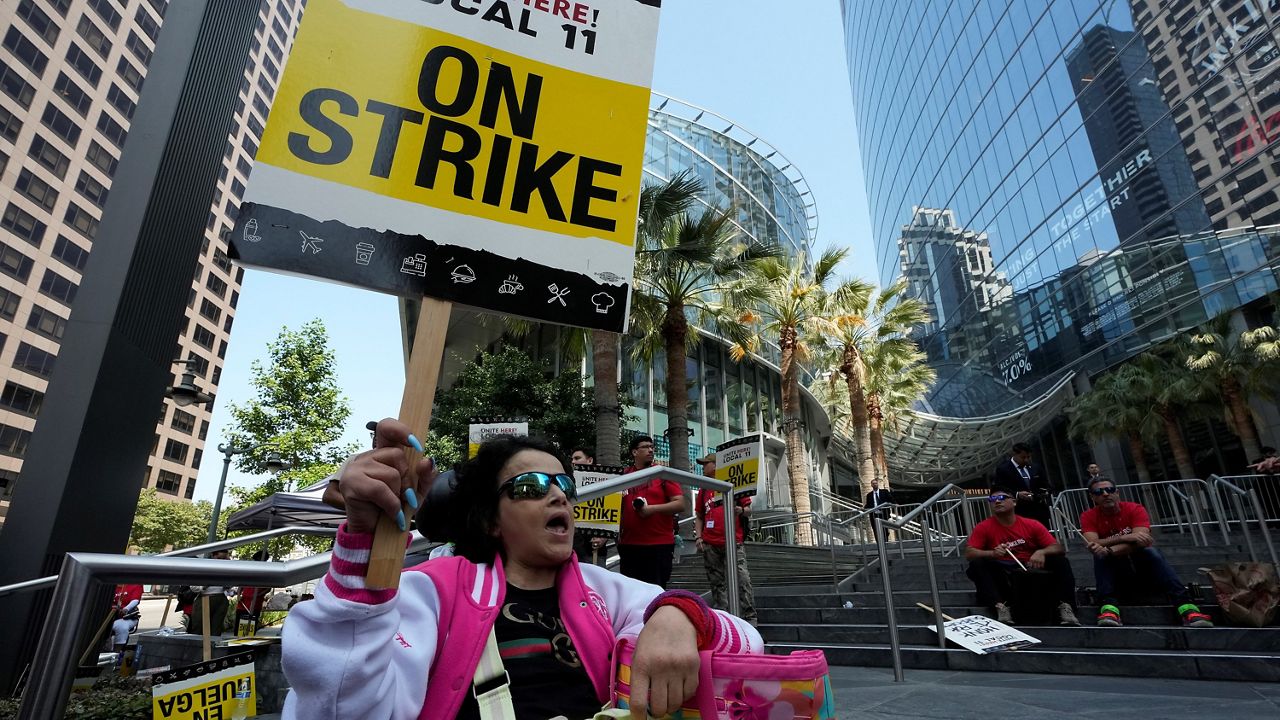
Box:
[735,247,861,544]
[223,320,357,555]
[430,346,601,458]
[1130,349,1203,480]
[1068,365,1159,484]
[819,279,927,496]
[631,174,778,471]
[1184,316,1280,462]
[129,489,213,554]
[863,339,935,483]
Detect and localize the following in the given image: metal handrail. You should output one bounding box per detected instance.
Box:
[0,525,338,599]
[873,483,961,682]
[1211,475,1279,569]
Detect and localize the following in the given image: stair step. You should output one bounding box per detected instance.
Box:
[756,604,1233,626]
[766,642,1280,682]
[760,623,1280,651]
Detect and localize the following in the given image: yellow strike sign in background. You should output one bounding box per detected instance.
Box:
[257,0,649,246]
[152,666,254,720]
[715,436,762,497]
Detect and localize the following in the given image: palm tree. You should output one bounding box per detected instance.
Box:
[864,339,935,482]
[630,173,778,471]
[821,280,928,497]
[733,247,862,544]
[1068,365,1159,484]
[1184,316,1280,463]
[1129,349,1202,479]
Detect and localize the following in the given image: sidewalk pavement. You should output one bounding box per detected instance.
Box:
[827,665,1280,719]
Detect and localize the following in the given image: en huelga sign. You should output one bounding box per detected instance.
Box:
[231,0,663,333]
[151,651,255,720]
[714,434,762,498]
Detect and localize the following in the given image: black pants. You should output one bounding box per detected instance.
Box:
[1094,547,1189,608]
[967,556,1075,609]
[618,543,674,588]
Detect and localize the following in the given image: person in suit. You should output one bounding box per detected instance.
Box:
[865,479,896,540]
[1082,462,1103,486]
[994,442,1053,527]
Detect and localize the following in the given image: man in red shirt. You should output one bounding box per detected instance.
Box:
[1080,477,1213,628]
[965,487,1079,625]
[693,453,757,624]
[618,435,686,588]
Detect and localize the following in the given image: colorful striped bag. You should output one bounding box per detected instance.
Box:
[612,640,836,720]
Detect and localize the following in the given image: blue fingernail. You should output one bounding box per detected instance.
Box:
[405,488,419,510]
[407,434,424,453]
[396,509,406,532]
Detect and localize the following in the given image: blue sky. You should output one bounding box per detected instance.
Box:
[191,0,876,504]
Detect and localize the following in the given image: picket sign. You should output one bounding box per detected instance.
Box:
[230,0,664,588]
[917,603,1040,654]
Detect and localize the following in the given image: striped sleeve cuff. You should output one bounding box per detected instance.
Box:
[322,522,397,605]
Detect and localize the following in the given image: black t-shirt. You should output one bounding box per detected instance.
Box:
[454,584,600,720]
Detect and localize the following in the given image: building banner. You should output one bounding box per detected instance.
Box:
[151,651,255,720]
[467,417,529,457]
[573,464,624,537]
[231,0,663,332]
[715,434,763,498]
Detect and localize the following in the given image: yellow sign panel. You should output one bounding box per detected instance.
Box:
[715,435,762,497]
[573,465,624,537]
[257,0,648,244]
[151,654,255,720]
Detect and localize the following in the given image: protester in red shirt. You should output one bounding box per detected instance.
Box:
[1080,478,1212,628]
[110,584,144,650]
[965,487,1079,626]
[617,435,686,588]
[693,453,756,624]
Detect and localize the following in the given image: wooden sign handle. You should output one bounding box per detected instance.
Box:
[366,297,453,589]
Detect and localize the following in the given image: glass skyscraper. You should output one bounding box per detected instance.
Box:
[841,0,1280,485]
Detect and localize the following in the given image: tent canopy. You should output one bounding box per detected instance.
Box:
[224,482,342,531]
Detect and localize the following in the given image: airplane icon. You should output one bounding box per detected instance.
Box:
[299,231,323,254]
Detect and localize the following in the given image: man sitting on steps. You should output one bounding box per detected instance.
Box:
[1079,477,1213,628]
[965,486,1080,626]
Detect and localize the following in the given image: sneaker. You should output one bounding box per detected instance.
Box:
[1180,605,1214,628]
[996,603,1013,625]
[1058,602,1081,626]
[1096,604,1122,627]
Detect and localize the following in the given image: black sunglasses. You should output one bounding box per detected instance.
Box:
[1089,486,1118,496]
[498,472,577,501]
[987,494,1013,503]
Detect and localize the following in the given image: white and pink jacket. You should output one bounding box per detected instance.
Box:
[281,525,763,720]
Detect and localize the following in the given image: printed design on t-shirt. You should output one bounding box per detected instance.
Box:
[1101,525,1133,539]
[1003,538,1027,549]
[501,601,582,668]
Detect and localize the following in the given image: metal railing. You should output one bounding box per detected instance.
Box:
[0,525,339,600]
[1050,479,1215,547]
[873,483,961,682]
[1210,475,1279,569]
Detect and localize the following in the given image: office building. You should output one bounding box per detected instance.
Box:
[841,1,1280,485]
[0,0,304,523]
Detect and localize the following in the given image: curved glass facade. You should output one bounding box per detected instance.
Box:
[842,1,1280,421]
[646,94,818,262]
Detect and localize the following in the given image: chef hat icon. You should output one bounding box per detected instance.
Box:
[591,292,615,314]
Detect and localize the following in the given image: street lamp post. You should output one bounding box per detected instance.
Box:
[207,444,290,544]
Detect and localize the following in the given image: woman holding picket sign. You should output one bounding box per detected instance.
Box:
[280,419,763,719]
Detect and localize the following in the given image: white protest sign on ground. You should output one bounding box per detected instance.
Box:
[929,615,1041,654]
[573,464,624,537]
[150,650,255,720]
[231,0,663,333]
[467,418,529,458]
[714,434,763,498]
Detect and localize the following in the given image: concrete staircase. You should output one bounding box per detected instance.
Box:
[675,532,1280,682]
